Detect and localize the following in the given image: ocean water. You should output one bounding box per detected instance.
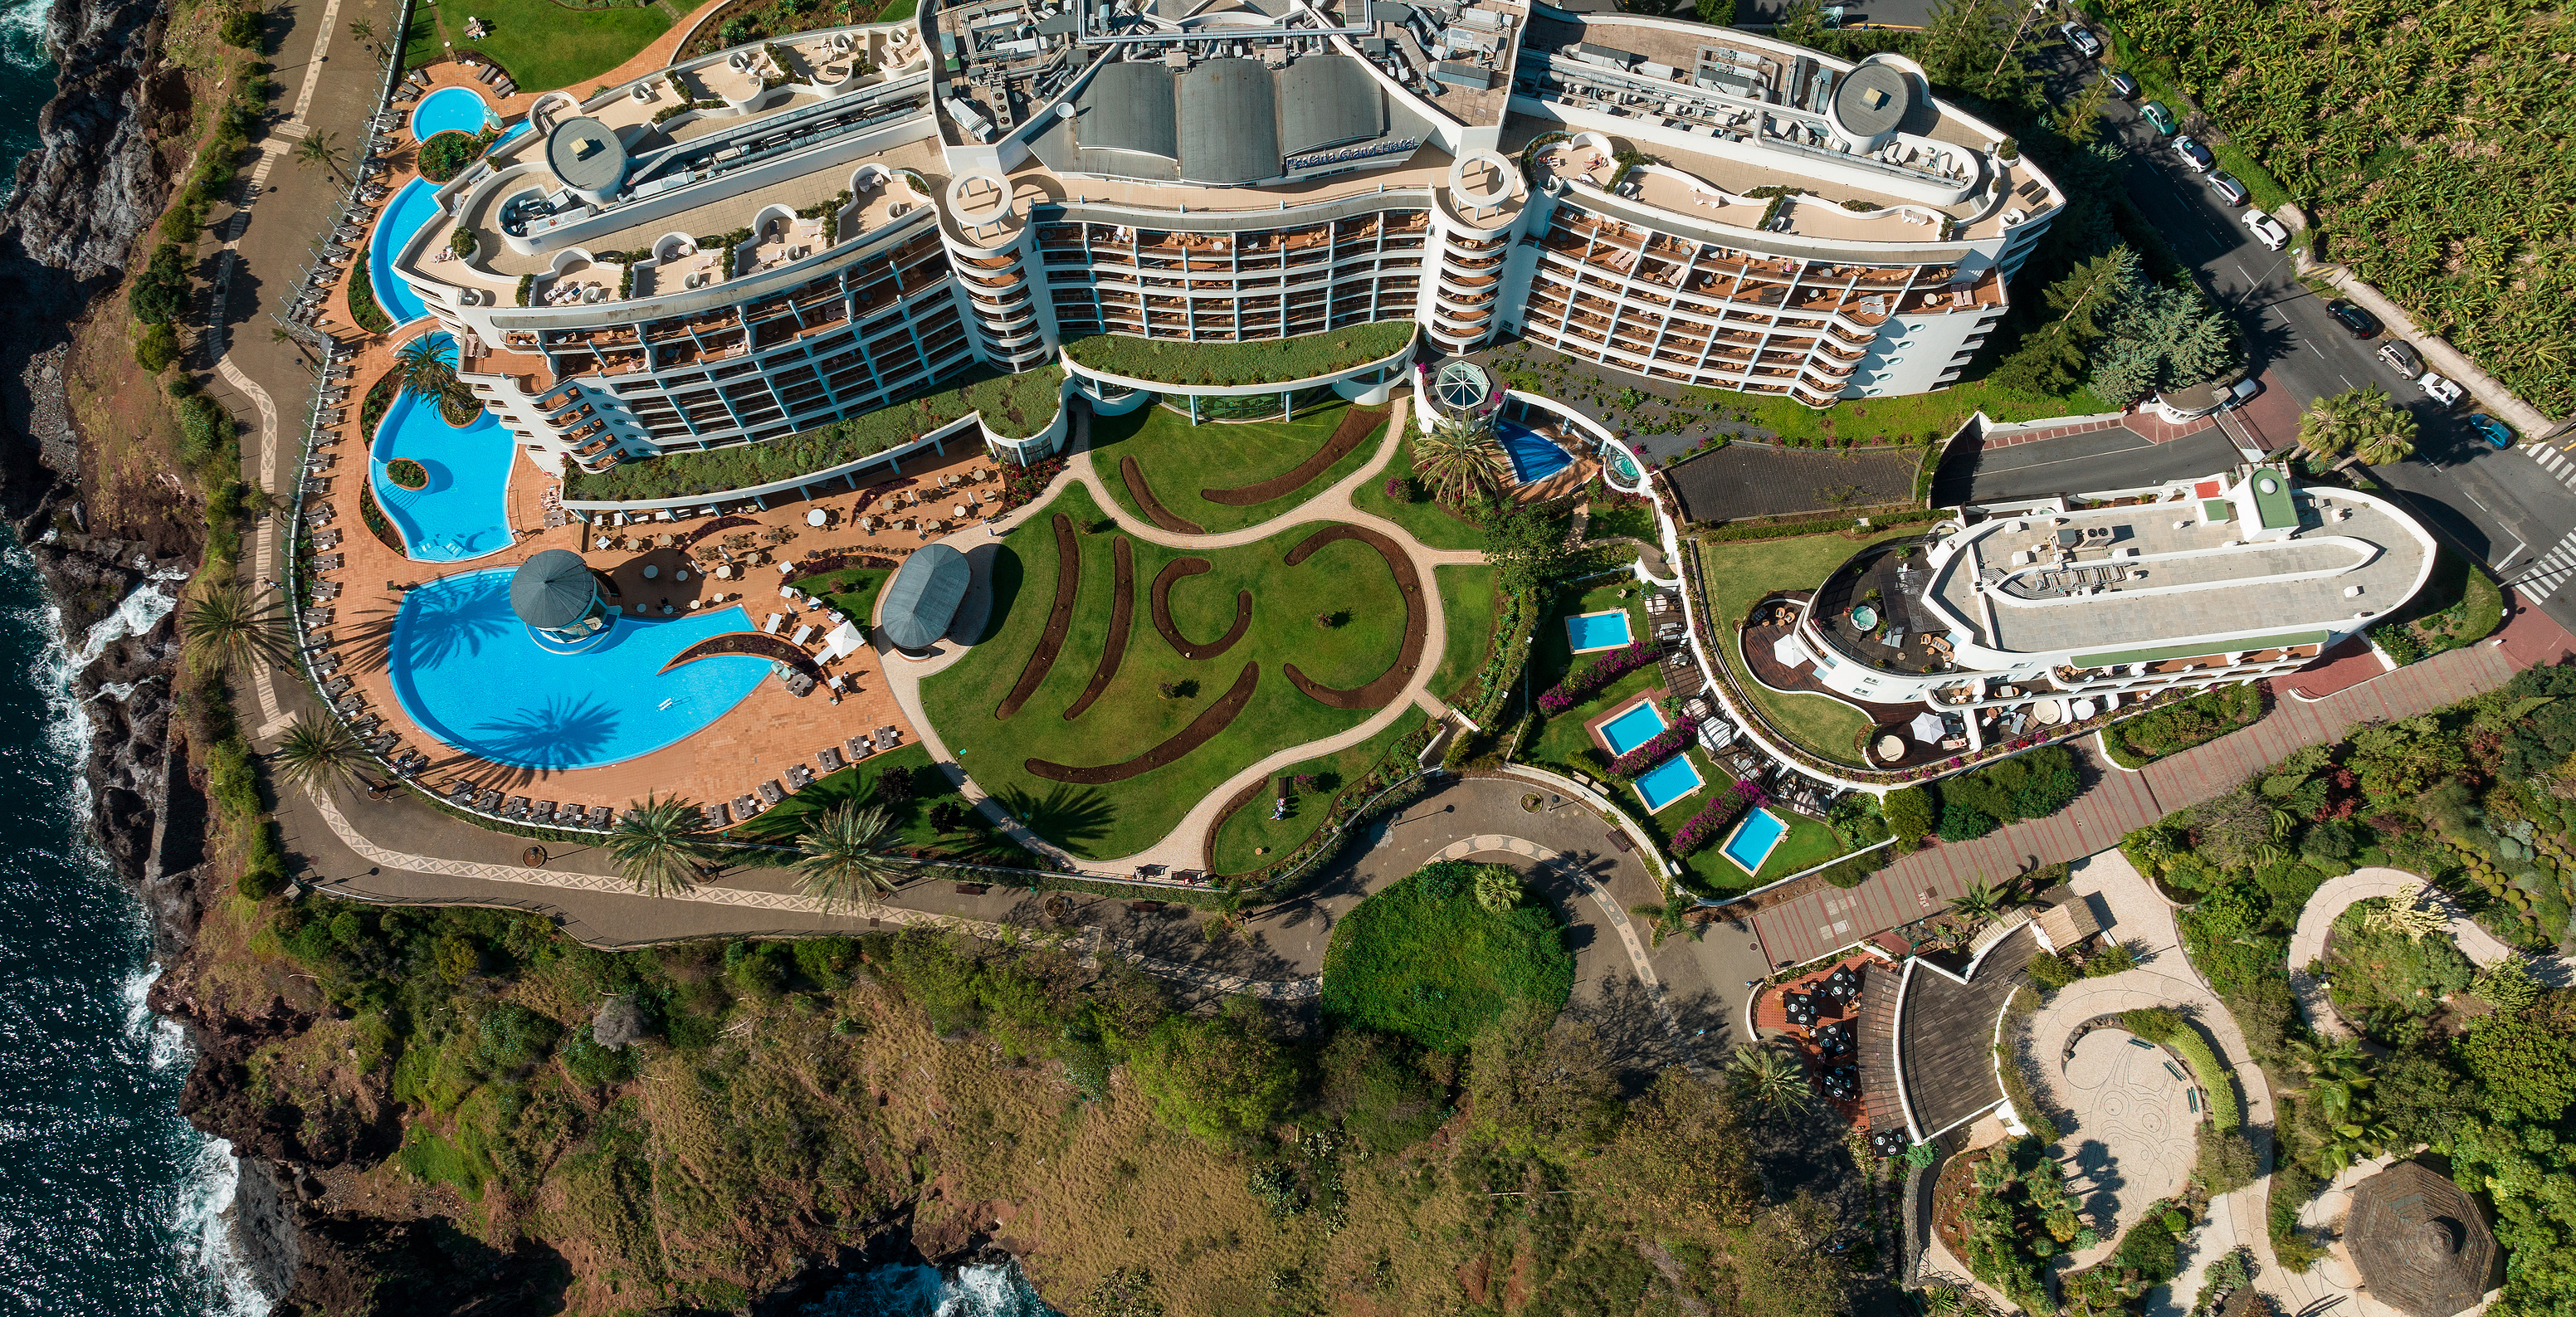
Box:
[802,1260,1065,1316]
[0,536,270,1313]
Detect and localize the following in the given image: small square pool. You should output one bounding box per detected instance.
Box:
[1720,807,1788,876]
[1564,608,1633,653]
[1598,700,1669,757]
[1633,754,1704,812]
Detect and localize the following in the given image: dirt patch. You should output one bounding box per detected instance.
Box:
[1119,454,1204,534]
[1065,536,1134,721]
[1198,405,1387,506]
[662,631,822,682]
[1149,558,1251,661]
[1281,524,1426,710]
[1025,661,1259,784]
[997,514,1080,719]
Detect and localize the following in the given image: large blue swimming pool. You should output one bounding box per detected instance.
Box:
[1633,754,1703,812]
[368,178,441,327]
[388,568,772,769]
[411,85,495,140]
[1565,608,1633,654]
[370,334,515,561]
[1599,700,1668,757]
[1722,807,1788,875]
[1499,418,1573,485]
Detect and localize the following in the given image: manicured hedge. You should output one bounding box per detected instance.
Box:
[1062,322,1414,387]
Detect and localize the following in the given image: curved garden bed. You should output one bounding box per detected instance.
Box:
[1199,404,1387,505]
[1027,661,1259,783]
[385,457,429,490]
[1150,558,1251,661]
[1281,524,1427,710]
[1063,535,1134,721]
[1118,454,1203,534]
[995,512,1079,719]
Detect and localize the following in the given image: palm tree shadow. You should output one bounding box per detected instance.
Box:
[990,783,1115,848]
[466,694,622,768]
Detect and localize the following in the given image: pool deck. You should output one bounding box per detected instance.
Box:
[1584,685,1672,758]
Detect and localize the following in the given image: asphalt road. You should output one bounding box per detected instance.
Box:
[2038,37,2576,633]
[1934,426,2243,505]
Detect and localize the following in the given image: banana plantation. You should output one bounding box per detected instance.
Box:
[2095,0,2576,412]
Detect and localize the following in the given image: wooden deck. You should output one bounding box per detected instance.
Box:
[1898,925,2037,1139]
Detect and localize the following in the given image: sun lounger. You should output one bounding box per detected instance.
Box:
[734,794,760,817]
[758,780,785,805]
[505,796,530,818]
[588,805,613,827]
[846,734,871,761]
[536,800,559,822]
[792,624,816,646]
[786,763,813,790]
[764,612,784,634]
[702,802,731,827]
[817,746,845,772]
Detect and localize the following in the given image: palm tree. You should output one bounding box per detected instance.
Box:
[179,583,294,675]
[606,795,714,898]
[295,131,346,185]
[347,17,373,57]
[395,334,460,404]
[1412,419,1506,507]
[271,713,377,793]
[1946,877,2004,924]
[2297,386,2417,469]
[793,802,900,911]
[1629,895,1695,947]
[1728,1042,1813,1115]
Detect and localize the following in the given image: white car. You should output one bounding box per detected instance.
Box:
[2417,372,2464,408]
[2242,209,2289,251]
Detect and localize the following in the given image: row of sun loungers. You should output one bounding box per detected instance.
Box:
[697,727,910,829]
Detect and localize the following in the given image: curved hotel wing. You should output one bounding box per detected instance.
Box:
[385,0,2061,487]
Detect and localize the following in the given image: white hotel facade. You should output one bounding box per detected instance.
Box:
[381,0,2062,485]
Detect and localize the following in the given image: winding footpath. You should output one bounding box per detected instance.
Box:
[2286,866,2572,1041]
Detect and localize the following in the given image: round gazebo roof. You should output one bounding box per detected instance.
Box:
[879,542,970,651]
[510,549,599,630]
[2347,1160,2498,1317]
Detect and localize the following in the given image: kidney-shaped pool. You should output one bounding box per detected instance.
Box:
[370,334,517,562]
[388,568,772,769]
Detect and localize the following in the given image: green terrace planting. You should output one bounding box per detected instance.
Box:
[1061,322,1415,387]
[2100,682,2263,768]
[564,363,1062,502]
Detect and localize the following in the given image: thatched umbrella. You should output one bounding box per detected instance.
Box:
[2346,1161,2498,1317]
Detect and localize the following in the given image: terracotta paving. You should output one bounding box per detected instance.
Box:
[1979,410,2217,450]
[2283,636,2386,700]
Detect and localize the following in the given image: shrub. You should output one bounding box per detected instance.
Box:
[133,321,180,373]
[1535,641,1656,715]
[2027,953,2080,990]
[1938,801,1998,841]
[449,227,477,258]
[416,129,490,183]
[1882,785,1935,847]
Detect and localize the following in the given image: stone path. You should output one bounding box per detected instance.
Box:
[880,395,1490,875]
[2286,866,2569,1041]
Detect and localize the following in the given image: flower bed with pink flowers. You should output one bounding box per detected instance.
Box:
[1537,640,1656,715]
[1608,721,1696,778]
[1671,777,1769,855]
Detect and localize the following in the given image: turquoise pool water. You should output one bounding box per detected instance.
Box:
[388,568,771,769]
[1722,807,1788,875]
[370,334,515,561]
[1633,754,1703,812]
[1599,700,1668,757]
[1498,418,1573,484]
[410,85,495,140]
[368,178,440,326]
[1564,608,1632,653]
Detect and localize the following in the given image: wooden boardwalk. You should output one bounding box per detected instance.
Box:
[1752,641,2519,966]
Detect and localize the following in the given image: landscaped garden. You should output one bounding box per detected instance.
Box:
[1208,708,1429,876]
[919,484,1420,859]
[1320,860,1573,1051]
[402,0,686,94]
[1348,430,1492,553]
[1091,398,1390,534]
[2369,548,2505,666]
[1691,529,1915,766]
[564,363,1062,501]
[728,744,1029,863]
[2099,681,2264,768]
[1061,322,1415,387]
[2122,656,2576,1295]
[787,563,889,625]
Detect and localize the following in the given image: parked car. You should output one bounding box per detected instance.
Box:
[2174,135,2215,172]
[2418,373,2465,408]
[2464,413,2516,450]
[2207,170,2249,206]
[2325,299,2383,339]
[2222,377,2261,410]
[2242,208,2289,251]
[2139,100,2178,134]
[2102,69,2139,99]
[2377,339,2425,377]
[2059,22,2105,58]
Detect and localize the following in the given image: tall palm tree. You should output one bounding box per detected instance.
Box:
[2298,386,2417,469]
[606,795,714,898]
[1412,419,1506,507]
[1629,895,1695,947]
[271,713,376,793]
[1947,877,2004,924]
[394,334,460,404]
[347,17,373,57]
[1728,1042,1812,1115]
[179,583,294,675]
[793,802,900,912]
[295,131,346,185]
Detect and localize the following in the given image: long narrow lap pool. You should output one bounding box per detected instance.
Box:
[370,333,515,561]
[388,568,771,769]
[368,178,441,327]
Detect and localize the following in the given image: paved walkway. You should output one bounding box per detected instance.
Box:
[879,395,1490,874]
[1750,637,2520,967]
[2286,866,2569,1041]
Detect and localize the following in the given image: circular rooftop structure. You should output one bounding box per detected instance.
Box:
[1832,62,1915,139]
[880,541,972,652]
[546,116,630,197]
[510,549,602,632]
[2347,1160,2499,1317]
[1428,359,1500,419]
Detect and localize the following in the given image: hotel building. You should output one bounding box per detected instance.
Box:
[383,0,2061,488]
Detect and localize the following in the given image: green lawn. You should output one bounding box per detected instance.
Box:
[406,0,672,95]
[1525,665,1661,778]
[1320,861,1573,1051]
[1431,565,1501,708]
[1091,398,1388,534]
[920,484,1409,858]
[728,744,1023,862]
[788,564,889,626]
[1711,378,2113,448]
[1349,432,1493,552]
[1692,531,1916,768]
[1061,322,1414,387]
[1530,579,1652,700]
[1208,707,1429,875]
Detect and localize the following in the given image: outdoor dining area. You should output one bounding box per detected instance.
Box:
[1755,954,1874,1110]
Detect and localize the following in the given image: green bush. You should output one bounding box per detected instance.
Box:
[1937,801,1998,841]
[1320,861,1574,1052]
[218,4,263,49]
[1883,786,1934,847]
[2027,953,2080,990]
[127,244,190,325]
[347,261,393,334]
[134,322,180,373]
[416,129,490,183]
